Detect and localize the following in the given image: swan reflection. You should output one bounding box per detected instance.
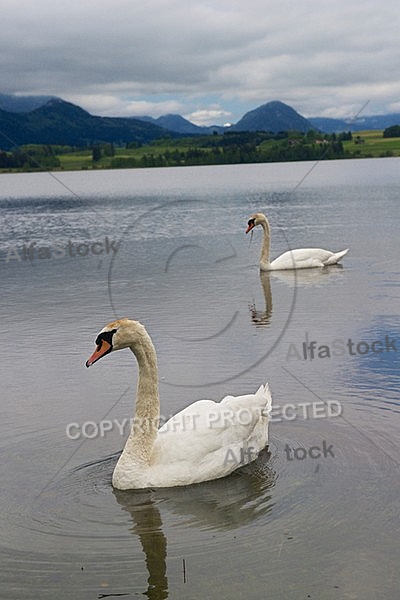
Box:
[249,272,273,327]
[248,265,345,328]
[113,450,276,598]
[271,263,345,288]
[113,489,168,600]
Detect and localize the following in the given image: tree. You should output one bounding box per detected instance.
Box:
[92,145,102,161]
[383,125,400,138]
[305,129,317,142]
[103,142,115,157]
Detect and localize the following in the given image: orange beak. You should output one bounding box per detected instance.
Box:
[86,339,112,367]
[246,222,255,234]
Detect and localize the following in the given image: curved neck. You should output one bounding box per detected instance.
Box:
[259,219,271,267]
[124,330,160,462]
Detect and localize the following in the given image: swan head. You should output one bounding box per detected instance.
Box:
[86,318,146,367]
[246,213,268,233]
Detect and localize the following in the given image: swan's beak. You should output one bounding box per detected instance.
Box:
[246,222,255,234]
[86,340,112,367]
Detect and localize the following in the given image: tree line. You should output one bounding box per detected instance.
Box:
[0,145,61,169]
[0,130,358,171]
[111,131,352,169]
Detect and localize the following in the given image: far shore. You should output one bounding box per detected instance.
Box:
[1,129,399,174]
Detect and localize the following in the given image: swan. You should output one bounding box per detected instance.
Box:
[86,318,272,490]
[246,213,349,271]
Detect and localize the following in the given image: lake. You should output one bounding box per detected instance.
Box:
[0,158,399,599]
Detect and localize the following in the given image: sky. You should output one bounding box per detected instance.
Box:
[1,0,399,126]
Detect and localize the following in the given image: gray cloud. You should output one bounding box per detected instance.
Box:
[1,0,399,123]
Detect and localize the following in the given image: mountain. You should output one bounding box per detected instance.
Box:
[308,117,351,133]
[0,93,57,113]
[137,113,225,135]
[0,98,178,150]
[231,101,313,133]
[309,114,400,133]
[351,114,400,130]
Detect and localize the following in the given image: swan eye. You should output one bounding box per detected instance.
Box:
[248,218,255,227]
[95,328,117,347]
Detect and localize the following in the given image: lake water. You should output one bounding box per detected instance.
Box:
[0,159,399,599]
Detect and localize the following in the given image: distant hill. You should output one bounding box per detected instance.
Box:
[0,98,177,150]
[137,113,225,135]
[351,113,400,131]
[138,114,200,134]
[0,93,57,113]
[308,117,351,133]
[231,101,313,133]
[309,114,400,133]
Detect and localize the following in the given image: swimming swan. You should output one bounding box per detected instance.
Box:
[86,318,272,490]
[246,213,349,271]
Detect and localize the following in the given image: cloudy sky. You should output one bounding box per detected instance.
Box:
[1,0,399,125]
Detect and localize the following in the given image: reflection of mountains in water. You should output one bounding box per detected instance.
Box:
[113,449,276,599]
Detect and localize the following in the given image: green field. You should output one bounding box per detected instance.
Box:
[57,141,215,170]
[343,130,400,157]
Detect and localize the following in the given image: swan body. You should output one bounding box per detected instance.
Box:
[86,318,272,490]
[246,213,349,271]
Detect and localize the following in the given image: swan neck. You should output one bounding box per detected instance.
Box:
[260,220,271,267]
[126,331,160,461]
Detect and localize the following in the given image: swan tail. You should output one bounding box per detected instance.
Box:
[324,248,349,265]
[256,383,272,415]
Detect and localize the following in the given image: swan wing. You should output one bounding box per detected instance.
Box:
[149,385,271,485]
[270,247,348,270]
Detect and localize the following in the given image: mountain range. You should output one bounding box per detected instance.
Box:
[0,93,399,150]
[309,114,400,133]
[0,98,176,150]
[139,102,400,135]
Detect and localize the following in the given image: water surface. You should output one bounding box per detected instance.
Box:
[1,159,399,599]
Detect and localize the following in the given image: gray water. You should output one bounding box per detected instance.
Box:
[0,159,399,599]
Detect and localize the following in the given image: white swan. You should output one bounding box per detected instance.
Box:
[86,318,272,490]
[246,213,349,271]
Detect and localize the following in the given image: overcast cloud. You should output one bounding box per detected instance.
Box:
[1,0,399,125]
